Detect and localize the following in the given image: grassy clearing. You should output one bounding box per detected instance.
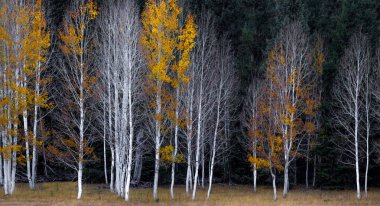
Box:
[0,182,379,205]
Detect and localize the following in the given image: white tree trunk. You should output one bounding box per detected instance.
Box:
[103,101,108,185]
[170,88,179,199]
[270,168,277,200]
[364,70,370,199]
[125,70,134,201]
[153,86,162,201]
[77,65,85,199]
[192,63,204,200]
[31,60,42,190]
[192,94,202,200]
[23,102,32,188]
[283,159,289,198]
[110,146,115,192]
[186,84,194,197]
[21,72,32,189]
[77,162,83,199]
[354,83,361,200]
[207,84,222,199]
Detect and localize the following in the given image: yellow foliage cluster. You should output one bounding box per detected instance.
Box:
[141,0,197,86]
[160,144,185,168]
[248,154,270,170]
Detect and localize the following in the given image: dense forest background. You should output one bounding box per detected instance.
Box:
[31,0,380,190]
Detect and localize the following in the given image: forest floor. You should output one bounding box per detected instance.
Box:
[0,182,379,205]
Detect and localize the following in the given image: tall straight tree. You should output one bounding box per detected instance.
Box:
[140,0,197,201]
[333,33,370,200]
[56,0,98,199]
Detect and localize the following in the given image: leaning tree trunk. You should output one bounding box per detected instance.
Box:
[207,91,221,199]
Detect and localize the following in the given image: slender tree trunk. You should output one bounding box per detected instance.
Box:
[125,72,134,201]
[269,159,277,201]
[283,155,289,198]
[354,89,361,200]
[103,101,108,185]
[10,68,20,194]
[186,84,194,197]
[192,72,203,200]
[153,85,162,201]
[31,60,42,189]
[22,72,32,189]
[207,92,221,199]
[201,135,205,188]
[23,101,32,188]
[186,136,192,197]
[170,88,179,199]
[365,74,370,199]
[192,105,202,199]
[283,135,290,198]
[114,80,121,195]
[77,71,85,199]
[110,146,115,192]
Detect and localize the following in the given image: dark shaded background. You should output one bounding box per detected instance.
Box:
[41,0,380,189]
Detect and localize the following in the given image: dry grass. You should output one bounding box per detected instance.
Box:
[0,182,379,205]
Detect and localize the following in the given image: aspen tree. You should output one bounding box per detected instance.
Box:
[333,33,370,200]
[56,0,98,199]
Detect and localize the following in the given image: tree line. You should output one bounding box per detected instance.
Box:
[0,0,380,202]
